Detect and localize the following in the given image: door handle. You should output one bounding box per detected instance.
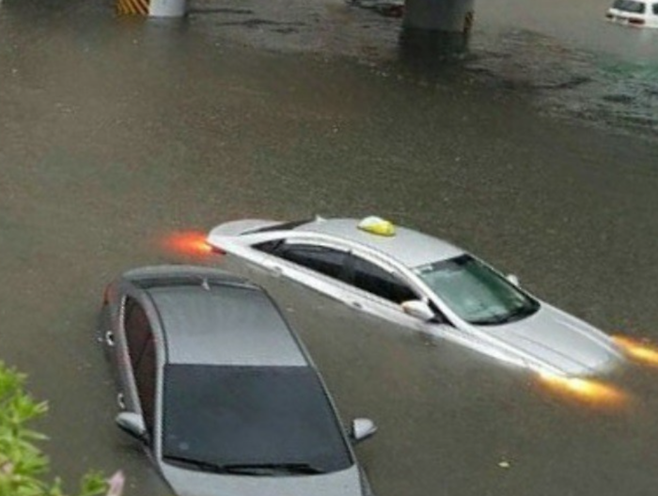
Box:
[351,301,362,309]
[117,392,126,410]
[105,331,115,347]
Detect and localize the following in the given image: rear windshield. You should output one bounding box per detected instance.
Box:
[243,219,313,235]
[162,364,352,474]
[612,0,646,13]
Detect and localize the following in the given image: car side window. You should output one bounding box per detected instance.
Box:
[253,239,283,254]
[348,255,417,304]
[278,244,348,281]
[135,337,157,435]
[123,297,157,434]
[654,3,658,14]
[124,298,152,371]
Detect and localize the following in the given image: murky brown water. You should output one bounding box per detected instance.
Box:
[1,0,658,495]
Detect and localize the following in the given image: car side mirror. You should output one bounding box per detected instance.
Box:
[507,274,520,286]
[351,418,377,444]
[116,412,148,444]
[401,300,435,321]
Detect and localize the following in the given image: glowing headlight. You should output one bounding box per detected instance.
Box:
[612,335,658,367]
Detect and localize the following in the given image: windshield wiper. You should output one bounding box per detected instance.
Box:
[163,455,230,473]
[223,462,326,475]
[163,457,326,476]
[504,306,535,323]
[472,305,535,326]
[471,313,509,325]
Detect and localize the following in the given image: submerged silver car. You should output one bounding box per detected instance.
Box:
[98,265,377,496]
[207,217,624,379]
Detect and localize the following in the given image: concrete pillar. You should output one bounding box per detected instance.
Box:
[149,0,186,17]
[404,0,475,33]
[400,0,475,56]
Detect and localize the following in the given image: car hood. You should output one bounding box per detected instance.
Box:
[159,462,364,496]
[489,305,621,376]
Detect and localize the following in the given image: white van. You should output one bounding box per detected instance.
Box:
[606,0,658,28]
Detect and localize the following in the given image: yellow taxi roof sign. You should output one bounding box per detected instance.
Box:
[357,216,396,237]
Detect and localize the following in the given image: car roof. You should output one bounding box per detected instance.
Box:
[147,282,308,367]
[293,218,464,268]
[124,264,247,286]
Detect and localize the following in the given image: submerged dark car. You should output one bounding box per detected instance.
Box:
[98,265,377,496]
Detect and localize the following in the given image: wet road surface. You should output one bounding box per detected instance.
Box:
[1,0,658,495]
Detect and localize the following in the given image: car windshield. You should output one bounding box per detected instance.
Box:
[162,364,352,474]
[612,0,646,13]
[413,254,540,326]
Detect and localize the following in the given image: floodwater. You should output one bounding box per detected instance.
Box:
[1,0,658,495]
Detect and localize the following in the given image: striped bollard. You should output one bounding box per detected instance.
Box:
[117,0,186,17]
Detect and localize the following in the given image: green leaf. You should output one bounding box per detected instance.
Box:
[0,362,118,496]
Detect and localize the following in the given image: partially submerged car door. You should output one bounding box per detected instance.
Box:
[256,238,356,303]
[341,251,427,329]
[116,293,158,430]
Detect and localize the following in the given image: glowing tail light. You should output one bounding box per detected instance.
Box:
[162,231,215,257]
